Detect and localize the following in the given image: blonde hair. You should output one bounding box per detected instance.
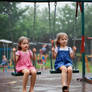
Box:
[18,36,30,50]
[55,32,68,46]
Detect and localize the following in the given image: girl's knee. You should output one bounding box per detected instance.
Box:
[67,67,72,73]
[31,70,37,75]
[60,66,67,72]
[22,69,30,75]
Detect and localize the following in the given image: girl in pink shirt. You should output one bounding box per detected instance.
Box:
[13,36,36,92]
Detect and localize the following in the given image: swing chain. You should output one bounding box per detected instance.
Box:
[53,2,57,39]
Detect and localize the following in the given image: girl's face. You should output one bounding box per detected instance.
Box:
[3,55,6,59]
[20,39,29,51]
[59,35,68,47]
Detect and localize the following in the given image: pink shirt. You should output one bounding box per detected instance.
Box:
[16,50,35,72]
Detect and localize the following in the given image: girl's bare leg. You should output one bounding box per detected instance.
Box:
[67,66,72,88]
[29,69,37,92]
[22,69,30,92]
[60,66,67,87]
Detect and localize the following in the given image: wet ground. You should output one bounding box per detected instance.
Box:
[0,69,92,92]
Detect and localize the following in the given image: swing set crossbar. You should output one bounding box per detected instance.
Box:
[0,0,92,2]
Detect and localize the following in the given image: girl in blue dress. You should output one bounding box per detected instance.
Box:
[52,32,76,92]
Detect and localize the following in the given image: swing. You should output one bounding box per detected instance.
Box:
[11,58,41,76]
[50,46,79,74]
[11,57,41,76]
[11,3,41,76]
[48,2,79,74]
[11,70,41,76]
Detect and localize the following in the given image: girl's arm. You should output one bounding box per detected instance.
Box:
[52,47,57,59]
[31,48,36,61]
[70,46,77,59]
[12,48,19,65]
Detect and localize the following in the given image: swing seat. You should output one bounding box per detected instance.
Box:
[72,69,79,73]
[11,72,23,76]
[11,71,41,76]
[50,69,79,74]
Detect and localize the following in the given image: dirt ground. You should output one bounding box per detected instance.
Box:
[0,69,92,92]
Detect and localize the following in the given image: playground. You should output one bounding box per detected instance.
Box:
[0,70,92,92]
[0,0,92,92]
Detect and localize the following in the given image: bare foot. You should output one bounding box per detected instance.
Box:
[29,89,34,92]
[23,89,27,92]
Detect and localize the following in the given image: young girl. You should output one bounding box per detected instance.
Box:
[0,55,8,66]
[13,36,36,92]
[52,32,76,92]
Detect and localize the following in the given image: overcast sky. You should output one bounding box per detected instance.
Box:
[20,2,73,9]
[19,2,91,9]
[19,2,91,11]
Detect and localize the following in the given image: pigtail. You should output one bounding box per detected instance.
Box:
[18,44,21,50]
[55,40,60,47]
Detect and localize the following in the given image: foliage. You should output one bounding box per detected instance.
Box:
[0,2,92,43]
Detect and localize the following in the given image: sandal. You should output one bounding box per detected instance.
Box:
[62,86,69,92]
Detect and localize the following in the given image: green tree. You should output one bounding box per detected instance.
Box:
[0,2,28,42]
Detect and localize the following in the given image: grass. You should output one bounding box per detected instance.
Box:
[78,61,92,73]
[36,59,51,69]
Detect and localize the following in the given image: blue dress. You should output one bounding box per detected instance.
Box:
[54,47,73,70]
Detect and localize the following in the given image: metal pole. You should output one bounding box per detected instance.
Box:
[33,2,36,41]
[81,2,85,79]
[48,2,51,39]
[53,2,57,39]
[49,51,53,70]
[7,44,8,59]
[3,43,5,55]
